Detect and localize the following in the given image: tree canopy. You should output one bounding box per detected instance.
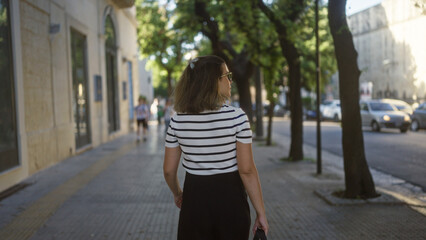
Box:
[136,0,337,99]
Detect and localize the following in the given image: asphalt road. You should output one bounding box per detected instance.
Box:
[272,119,426,191]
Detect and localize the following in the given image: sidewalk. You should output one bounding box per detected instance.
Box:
[0,123,425,240]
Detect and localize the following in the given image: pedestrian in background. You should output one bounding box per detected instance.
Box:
[163,98,174,134]
[163,55,268,239]
[135,96,150,141]
[157,100,164,125]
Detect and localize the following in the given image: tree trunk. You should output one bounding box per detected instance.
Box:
[167,70,173,97]
[255,66,264,138]
[266,99,275,146]
[232,55,254,122]
[328,0,378,198]
[286,48,304,161]
[257,0,304,161]
[235,72,253,121]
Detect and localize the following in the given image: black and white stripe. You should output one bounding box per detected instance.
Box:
[165,105,252,175]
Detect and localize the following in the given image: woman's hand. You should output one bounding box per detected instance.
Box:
[174,191,183,208]
[252,214,269,236]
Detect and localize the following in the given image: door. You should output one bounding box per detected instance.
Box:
[71,29,91,148]
[105,15,119,133]
[0,0,19,172]
[128,61,134,121]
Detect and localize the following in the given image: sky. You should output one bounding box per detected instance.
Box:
[346,0,383,15]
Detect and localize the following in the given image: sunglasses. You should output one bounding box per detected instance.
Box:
[219,72,233,82]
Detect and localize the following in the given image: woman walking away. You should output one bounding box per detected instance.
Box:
[163,55,268,240]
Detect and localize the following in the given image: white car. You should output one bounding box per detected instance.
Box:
[320,100,341,121]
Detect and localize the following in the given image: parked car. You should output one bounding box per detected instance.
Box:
[320,100,341,121]
[410,103,426,131]
[381,98,413,116]
[360,100,411,133]
[304,108,317,120]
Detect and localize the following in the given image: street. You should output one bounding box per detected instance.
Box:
[272,119,426,191]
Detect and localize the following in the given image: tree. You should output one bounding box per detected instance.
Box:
[229,0,336,146]
[263,63,285,145]
[224,0,284,141]
[296,1,337,92]
[136,0,190,96]
[328,0,378,198]
[257,0,305,161]
[174,0,256,121]
[412,0,426,14]
[190,0,255,122]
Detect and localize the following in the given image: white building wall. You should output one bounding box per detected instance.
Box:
[347,0,426,102]
[138,58,154,104]
[0,0,139,193]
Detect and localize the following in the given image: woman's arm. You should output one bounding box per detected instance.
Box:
[236,142,269,235]
[163,146,183,208]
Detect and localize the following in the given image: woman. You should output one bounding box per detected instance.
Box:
[163,55,268,239]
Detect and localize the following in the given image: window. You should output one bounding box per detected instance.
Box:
[360,103,369,111]
[0,0,19,172]
[370,102,395,111]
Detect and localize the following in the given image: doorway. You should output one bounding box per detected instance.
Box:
[105,15,120,133]
[0,0,19,172]
[71,29,91,148]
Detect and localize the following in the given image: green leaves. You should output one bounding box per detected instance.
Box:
[136,0,193,96]
[136,0,337,98]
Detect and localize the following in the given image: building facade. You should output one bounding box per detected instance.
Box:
[347,0,426,103]
[138,58,154,104]
[0,0,139,193]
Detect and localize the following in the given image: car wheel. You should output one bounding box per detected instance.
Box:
[411,120,419,132]
[372,121,380,132]
[400,127,408,133]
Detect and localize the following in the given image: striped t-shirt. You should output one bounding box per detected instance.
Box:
[165,105,252,175]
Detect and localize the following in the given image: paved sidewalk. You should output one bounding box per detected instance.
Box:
[0,123,425,240]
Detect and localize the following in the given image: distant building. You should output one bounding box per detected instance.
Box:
[347,0,426,103]
[138,58,154,104]
[0,0,139,192]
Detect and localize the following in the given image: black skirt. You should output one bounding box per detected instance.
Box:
[178,171,251,240]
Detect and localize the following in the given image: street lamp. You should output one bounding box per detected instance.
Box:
[315,0,322,174]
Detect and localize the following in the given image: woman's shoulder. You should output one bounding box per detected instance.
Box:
[173,105,246,117]
[220,105,246,115]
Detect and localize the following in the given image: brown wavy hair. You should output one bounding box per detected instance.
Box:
[173,55,228,113]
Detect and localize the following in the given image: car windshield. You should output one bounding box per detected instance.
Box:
[394,105,407,110]
[370,102,396,111]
